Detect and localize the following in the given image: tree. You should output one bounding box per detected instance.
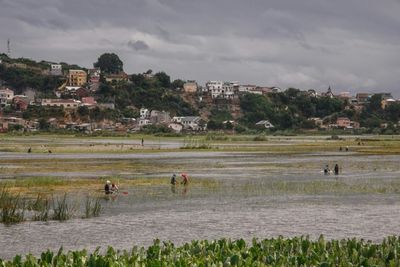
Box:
[94,53,123,74]
[38,118,50,131]
[171,79,185,90]
[368,94,383,113]
[154,72,171,88]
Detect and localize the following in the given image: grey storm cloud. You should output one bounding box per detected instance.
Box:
[127,40,150,51]
[0,0,400,96]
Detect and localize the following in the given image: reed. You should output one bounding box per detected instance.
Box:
[0,186,26,224]
[83,196,102,218]
[30,194,51,221]
[52,193,75,221]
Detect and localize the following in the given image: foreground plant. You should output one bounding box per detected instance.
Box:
[0,187,26,224]
[1,236,400,266]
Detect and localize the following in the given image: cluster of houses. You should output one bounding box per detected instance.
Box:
[133,108,204,133]
[184,81,399,130]
[0,85,203,133]
[1,59,400,132]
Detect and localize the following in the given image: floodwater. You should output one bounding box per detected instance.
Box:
[1,143,400,259]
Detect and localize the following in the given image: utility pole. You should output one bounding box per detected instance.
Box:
[7,39,11,56]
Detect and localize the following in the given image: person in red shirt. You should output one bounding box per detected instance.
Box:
[181,173,189,185]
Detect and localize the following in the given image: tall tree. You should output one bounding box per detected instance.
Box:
[94,53,123,74]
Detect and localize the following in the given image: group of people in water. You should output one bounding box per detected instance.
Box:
[104,180,119,194]
[324,164,340,175]
[170,173,189,186]
[104,173,189,194]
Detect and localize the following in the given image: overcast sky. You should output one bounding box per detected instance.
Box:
[1,0,399,96]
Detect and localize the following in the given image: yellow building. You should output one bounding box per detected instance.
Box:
[68,70,87,86]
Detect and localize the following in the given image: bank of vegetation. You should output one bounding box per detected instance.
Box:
[1,236,400,266]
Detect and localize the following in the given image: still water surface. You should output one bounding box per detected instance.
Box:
[1,150,400,259]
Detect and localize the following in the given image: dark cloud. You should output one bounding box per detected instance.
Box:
[0,0,399,96]
[127,40,150,51]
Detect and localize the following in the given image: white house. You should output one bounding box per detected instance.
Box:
[172,116,203,131]
[140,108,149,119]
[181,116,202,131]
[221,82,237,99]
[206,81,223,98]
[0,88,14,106]
[50,64,62,76]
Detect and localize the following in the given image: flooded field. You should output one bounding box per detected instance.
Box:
[1,135,400,259]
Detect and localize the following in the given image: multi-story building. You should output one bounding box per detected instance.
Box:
[206,81,223,98]
[206,81,238,99]
[68,70,87,86]
[0,88,14,106]
[50,64,62,76]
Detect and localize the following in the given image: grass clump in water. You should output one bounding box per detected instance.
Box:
[0,186,26,224]
[83,196,102,219]
[30,194,51,221]
[52,193,75,221]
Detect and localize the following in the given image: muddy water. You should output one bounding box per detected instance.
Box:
[1,150,400,259]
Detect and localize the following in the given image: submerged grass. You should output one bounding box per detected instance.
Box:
[237,178,400,195]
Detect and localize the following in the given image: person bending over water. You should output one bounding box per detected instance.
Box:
[334,164,339,175]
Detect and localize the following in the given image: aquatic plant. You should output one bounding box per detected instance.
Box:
[83,196,102,218]
[0,187,26,224]
[30,194,51,222]
[52,193,75,221]
[1,236,400,266]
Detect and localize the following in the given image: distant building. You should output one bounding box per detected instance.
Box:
[81,97,97,107]
[171,116,203,131]
[88,68,101,83]
[183,81,198,93]
[68,70,87,86]
[41,99,81,109]
[150,110,170,124]
[336,117,360,129]
[356,93,372,104]
[50,64,62,76]
[322,86,334,98]
[239,85,257,93]
[140,108,149,119]
[206,81,223,98]
[104,72,129,83]
[0,88,14,106]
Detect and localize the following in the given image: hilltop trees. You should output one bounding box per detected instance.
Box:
[94,53,123,74]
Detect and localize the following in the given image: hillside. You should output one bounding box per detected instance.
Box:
[1,53,400,134]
